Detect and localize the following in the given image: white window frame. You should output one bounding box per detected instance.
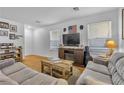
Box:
[87,21,112,56]
[49,30,60,50]
[87,21,112,47]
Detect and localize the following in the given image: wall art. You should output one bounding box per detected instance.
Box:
[122,9,124,39]
[0,21,9,29]
[68,25,77,33]
[10,25,17,32]
[9,34,16,40]
[0,30,8,36]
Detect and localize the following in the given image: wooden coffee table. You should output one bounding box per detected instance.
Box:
[41,59,73,79]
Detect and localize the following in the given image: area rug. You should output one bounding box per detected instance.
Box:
[67,66,82,85]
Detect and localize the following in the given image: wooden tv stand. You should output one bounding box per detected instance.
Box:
[58,47,84,67]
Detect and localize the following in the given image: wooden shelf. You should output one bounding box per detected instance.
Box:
[0,43,22,62]
[15,47,22,62]
[0,47,16,50]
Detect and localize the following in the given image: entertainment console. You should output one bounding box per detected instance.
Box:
[58,47,84,67]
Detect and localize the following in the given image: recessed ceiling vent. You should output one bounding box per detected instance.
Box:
[73,7,79,11]
[35,20,41,24]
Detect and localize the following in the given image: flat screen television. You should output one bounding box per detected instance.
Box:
[63,33,80,46]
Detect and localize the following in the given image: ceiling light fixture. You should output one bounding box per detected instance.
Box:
[73,7,80,11]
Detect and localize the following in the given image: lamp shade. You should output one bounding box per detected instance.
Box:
[105,39,117,48]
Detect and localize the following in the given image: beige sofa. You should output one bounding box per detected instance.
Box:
[76,52,124,85]
[0,58,68,85]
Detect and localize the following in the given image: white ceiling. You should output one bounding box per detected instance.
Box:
[0,7,117,27]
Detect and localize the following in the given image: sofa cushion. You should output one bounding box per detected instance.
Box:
[21,73,56,85]
[0,58,15,69]
[112,72,124,85]
[1,62,26,75]
[76,69,112,85]
[21,73,68,85]
[116,57,124,80]
[108,62,116,75]
[0,71,18,85]
[87,61,110,75]
[109,52,124,65]
[8,68,38,84]
[108,52,124,75]
[21,73,59,85]
[80,76,111,85]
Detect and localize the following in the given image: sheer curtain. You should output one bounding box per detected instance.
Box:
[87,21,112,56]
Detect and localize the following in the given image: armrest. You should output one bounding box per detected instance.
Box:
[0,58,15,69]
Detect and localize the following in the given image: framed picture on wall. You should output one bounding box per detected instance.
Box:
[63,28,66,32]
[68,25,77,33]
[0,21,9,29]
[15,34,23,39]
[10,25,17,32]
[9,34,16,40]
[0,30,8,36]
[122,9,124,39]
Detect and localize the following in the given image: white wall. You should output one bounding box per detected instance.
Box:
[30,9,119,57]
[24,26,58,57]
[0,18,24,53]
[33,28,58,57]
[24,25,34,55]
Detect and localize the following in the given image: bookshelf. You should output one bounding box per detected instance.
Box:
[15,46,22,62]
[0,43,22,62]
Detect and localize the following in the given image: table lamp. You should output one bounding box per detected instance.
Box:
[105,39,117,57]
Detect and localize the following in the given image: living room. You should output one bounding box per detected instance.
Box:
[0,7,124,86]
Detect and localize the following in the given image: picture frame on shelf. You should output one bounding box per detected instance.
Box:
[10,25,17,32]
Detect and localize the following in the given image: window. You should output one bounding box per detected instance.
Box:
[50,30,60,50]
[87,21,112,55]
